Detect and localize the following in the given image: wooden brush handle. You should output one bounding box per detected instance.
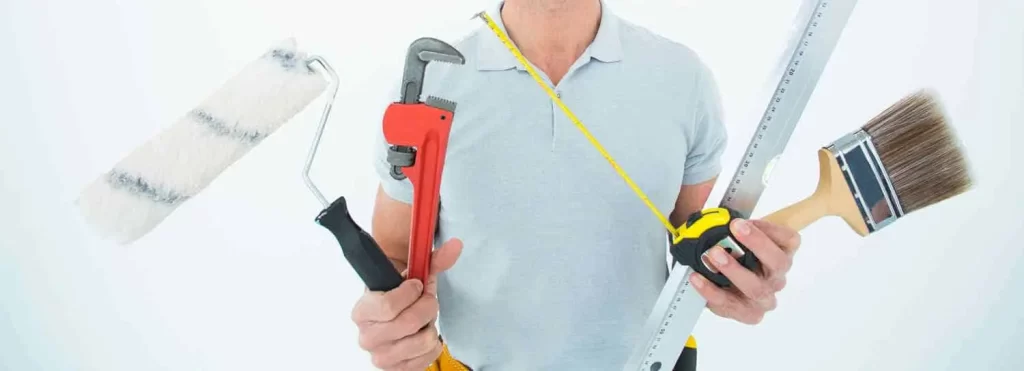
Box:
[758,149,870,236]
[761,193,830,231]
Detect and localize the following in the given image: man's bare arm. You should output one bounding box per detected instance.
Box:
[669,177,718,227]
[370,184,413,273]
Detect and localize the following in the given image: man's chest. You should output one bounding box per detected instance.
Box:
[429,71,700,228]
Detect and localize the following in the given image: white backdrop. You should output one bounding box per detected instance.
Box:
[2,0,1022,370]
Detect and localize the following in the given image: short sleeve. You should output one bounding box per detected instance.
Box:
[372,81,414,204]
[682,62,728,185]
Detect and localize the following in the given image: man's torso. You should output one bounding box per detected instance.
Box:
[375,4,724,369]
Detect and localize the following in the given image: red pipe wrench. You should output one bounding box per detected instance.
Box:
[382,38,465,283]
[308,38,471,369]
[311,38,464,292]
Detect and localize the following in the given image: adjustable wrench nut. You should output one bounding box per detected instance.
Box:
[387,146,416,180]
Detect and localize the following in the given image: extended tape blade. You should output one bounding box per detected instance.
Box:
[623,0,858,369]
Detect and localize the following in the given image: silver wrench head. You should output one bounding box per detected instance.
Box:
[400,37,466,104]
[410,37,466,64]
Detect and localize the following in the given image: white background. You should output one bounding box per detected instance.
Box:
[2,0,1022,370]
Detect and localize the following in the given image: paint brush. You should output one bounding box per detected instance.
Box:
[760,89,973,235]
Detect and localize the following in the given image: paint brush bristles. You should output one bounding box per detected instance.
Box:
[861,89,973,214]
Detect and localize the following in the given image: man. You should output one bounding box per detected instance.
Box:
[351,0,802,370]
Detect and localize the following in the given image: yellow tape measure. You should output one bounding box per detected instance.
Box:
[473,11,682,240]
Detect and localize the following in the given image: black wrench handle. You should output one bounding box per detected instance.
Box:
[315,196,403,292]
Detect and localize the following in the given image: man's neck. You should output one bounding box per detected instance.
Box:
[501,0,602,85]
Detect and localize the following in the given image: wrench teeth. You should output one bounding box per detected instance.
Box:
[417,50,467,65]
[425,96,457,112]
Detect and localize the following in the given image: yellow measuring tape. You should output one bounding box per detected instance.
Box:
[473,11,684,241]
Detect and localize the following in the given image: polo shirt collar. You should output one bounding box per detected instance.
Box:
[476,0,623,71]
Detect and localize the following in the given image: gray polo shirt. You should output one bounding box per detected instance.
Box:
[372,1,727,369]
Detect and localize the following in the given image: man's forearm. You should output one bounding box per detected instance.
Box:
[387,255,408,274]
[670,177,718,227]
[372,225,411,274]
[371,185,415,275]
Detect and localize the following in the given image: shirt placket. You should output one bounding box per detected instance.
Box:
[549,55,594,148]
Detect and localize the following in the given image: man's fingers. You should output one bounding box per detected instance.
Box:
[691,273,768,325]
[731,219,791,276]
[704,246,777,312]
[385,339,444,371]
[689,219,796,326]
[430,238,463,275]
[425,238,463,296]
[365,293,439,344]
[707,303,765,325]
[352,279,424,324]
[370,324,440,370]
[689,272,741,312]
[750,219,801,254]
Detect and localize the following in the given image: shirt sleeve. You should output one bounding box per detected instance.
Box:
[682,61,728,185]
[372,81,415,204]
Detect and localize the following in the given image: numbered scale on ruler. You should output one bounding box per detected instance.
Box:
[623,0,859,370]
[725,0,852,215]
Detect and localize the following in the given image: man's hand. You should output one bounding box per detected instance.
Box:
[688,218,800,324]
[352,238,463,371]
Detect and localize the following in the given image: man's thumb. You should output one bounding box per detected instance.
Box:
[430,238,463,275]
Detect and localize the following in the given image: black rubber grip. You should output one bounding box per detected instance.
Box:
[315,196,403,292]
[671,208,761,288]
[673,346,696,371]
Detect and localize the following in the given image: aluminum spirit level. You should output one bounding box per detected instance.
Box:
[628,1,858,368]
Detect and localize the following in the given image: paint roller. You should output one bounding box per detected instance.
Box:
[76,38,338,244]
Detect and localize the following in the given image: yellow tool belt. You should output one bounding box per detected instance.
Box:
[426,343,470,371]
[424,337,697,370]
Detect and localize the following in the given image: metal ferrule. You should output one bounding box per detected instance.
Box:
[826,129,905,233]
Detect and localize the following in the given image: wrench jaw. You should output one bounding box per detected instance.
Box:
[424,95,458,113]
[382,37,465,284]
[399,37,466,104]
